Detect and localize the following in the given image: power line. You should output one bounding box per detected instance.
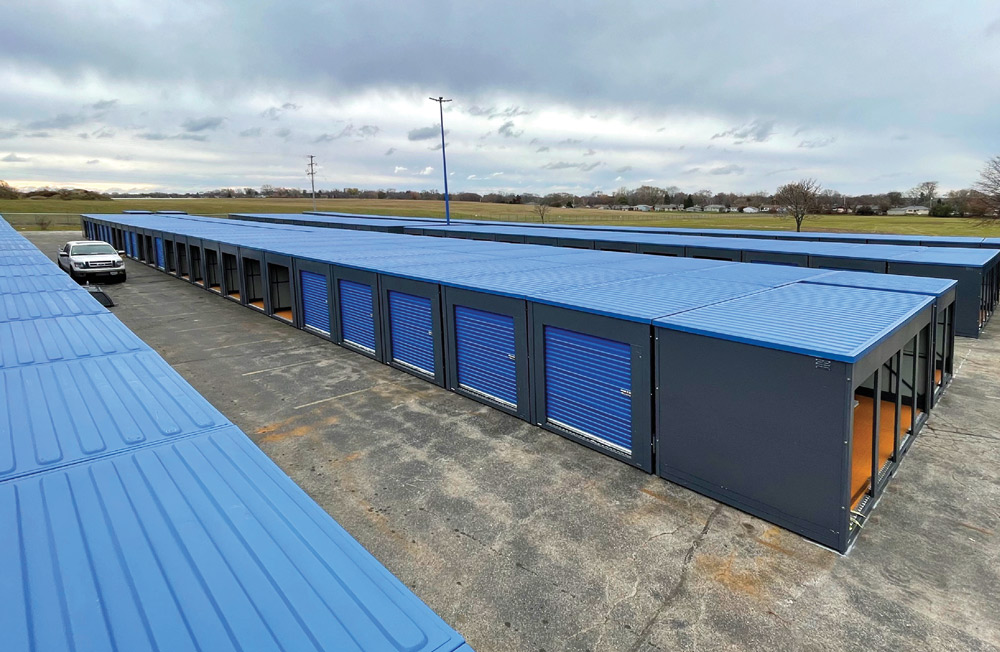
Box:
[306,155,317,211]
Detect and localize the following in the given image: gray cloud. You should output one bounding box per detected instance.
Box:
[616,165,632,173]
[2,153,29,162]
[712,119,776,143]
[497,120,522,138]
[93,127,115,138]
[466,105,530,120]
[261,103,300,120]
[536,146,549,153]
[384,147,396,155]
[708,164,745,175]
[543,160,601,172]
[26,131,50,138]
[136,132,207,142]
[0,129,16,139]
[558,138,582,146]
[274,127,292,139]
[91,99,118,110]
[181,116,225,132]
[408,125,442,141]
[987,17,1000,36]
[86,159,100,165]
[798,136,836,149]
[315,123,379,142]
[583,148,596,156]
[240,127,263,137]
[25,113,87,130]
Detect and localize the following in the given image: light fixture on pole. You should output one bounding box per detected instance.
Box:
[429,96,452,224]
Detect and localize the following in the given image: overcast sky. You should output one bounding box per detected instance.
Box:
[1,1,998,195]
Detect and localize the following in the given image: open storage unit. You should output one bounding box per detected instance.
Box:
[654,284,934,552]
[80,212,959,551]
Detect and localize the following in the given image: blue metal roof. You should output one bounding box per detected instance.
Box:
[0,215,472,652]
[803,270,958,298]
[655,283,934,362]
[533,275,774,322]
[85,213,946,360]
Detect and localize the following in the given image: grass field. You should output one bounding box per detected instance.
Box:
[3,197,1000,236]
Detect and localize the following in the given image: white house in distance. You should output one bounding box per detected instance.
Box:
[887,205,930,216]
[703,204,726,212]
[741,206,759,213]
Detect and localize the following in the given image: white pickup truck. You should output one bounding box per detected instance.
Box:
[57,240,126,282]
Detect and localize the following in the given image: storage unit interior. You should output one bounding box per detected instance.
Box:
[243,255,264,308]
[267,261,293,322]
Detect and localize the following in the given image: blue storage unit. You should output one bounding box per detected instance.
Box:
[81,212,958,550]
[337,276,379,355]
[299,268,332,335]
[544,326,632,452]
[0,215,472,652]
[382,277,444,386]
[154,236,165,269]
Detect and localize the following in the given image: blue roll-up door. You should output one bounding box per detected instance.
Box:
[131,233,139,258]
[300,270,330,334]
[339,279,376,351]
[155,237,165,269]
[455,305,517,406]
[544,326,632,454]
[388,290,434,374]
[124,232,132,257]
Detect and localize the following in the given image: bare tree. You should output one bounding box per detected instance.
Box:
[774,178,822,232]
[912,181,938,207]
[532,201,550,223]
[973,156,1000,219]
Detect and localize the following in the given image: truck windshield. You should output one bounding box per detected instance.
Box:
[71,244,117,255]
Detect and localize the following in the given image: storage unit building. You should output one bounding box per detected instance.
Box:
[0,215,473,652]
[80,213,956,551]
[654,283,935,552]
[400,223,998,338]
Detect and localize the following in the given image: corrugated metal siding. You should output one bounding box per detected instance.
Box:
[544,326,632,453]
[455,305,517,406]
[388,291,435,374]
[339,279,376,351]
[155,237,165,268]
[300,270,331,334]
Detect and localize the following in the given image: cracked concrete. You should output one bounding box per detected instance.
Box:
[27,231,1000,652]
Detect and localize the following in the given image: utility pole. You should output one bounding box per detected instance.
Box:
[429,96,452,224]
[306,155,317,211]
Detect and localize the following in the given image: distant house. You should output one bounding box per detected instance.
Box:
[887,205,930,216]
[655,204,683,212]
[703,204,726,213]
[634,204,652,212]
[741,206,759,214]
[684,205,704,212]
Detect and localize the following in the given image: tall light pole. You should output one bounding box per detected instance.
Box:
[429,96,452,224]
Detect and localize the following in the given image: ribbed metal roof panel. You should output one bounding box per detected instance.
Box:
[0,273,79,294]
[0,313,145,369]
[803,270,958,297]
[889,247,1000,266]
[655,283,934,362]
[0,350,231,481]
[533,275,771,322]
[0,288,105,322]
[1,426,467,652]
